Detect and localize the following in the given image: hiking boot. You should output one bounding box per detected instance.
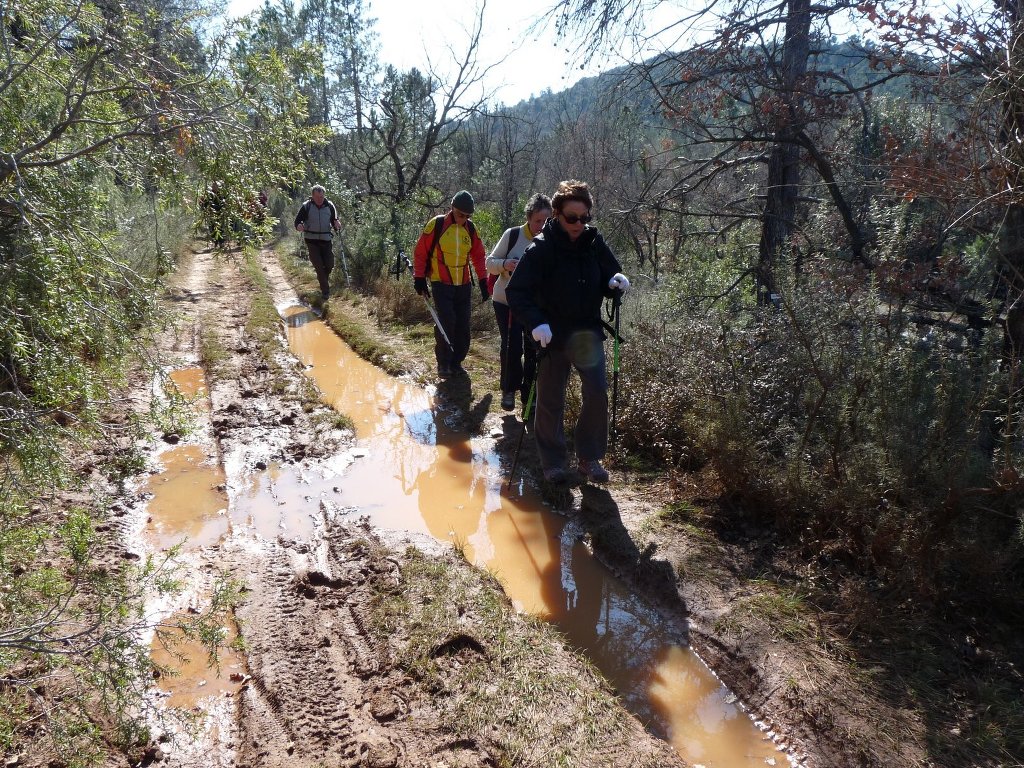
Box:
[450,363,468,377]
[577,459,609,484]
[437,364,452,378]
[543,466,568,485]
[501,391,516,410]
[321,290,330,301]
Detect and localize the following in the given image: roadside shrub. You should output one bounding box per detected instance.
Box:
[612,297,704,469]
[623,254,1022,583]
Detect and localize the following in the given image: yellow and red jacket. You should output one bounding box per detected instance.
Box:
[413,212,487,286]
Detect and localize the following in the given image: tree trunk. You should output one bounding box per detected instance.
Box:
[756,0,811,304]
[998,0,1024,361]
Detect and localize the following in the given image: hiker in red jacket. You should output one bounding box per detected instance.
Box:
[413,190,489,378]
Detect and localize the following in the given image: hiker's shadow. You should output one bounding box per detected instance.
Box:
[578,485,688,620]
[435,375,491,434]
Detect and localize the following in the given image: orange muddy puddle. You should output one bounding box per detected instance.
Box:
[168,366,207,401]
[282,305,790,767]
[145,444,229,550]
[150,616,245,708]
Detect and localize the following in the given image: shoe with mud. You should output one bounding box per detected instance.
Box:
[542,466,569,485]
[501,391,515,410]
[577,459,609,484]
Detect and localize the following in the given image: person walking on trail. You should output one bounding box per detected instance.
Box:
[413,190,489,379]
[294,185,341,301]
[486,193,552,411]
[505,180,630,485]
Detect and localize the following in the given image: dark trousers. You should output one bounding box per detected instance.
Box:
[534,329,608,471]
[305,239,333,295]
[431,281,471,367]
[493,301,536,398]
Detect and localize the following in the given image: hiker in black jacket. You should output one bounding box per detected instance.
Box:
[505,180,630,485]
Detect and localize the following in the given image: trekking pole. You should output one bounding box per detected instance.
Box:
[423,292,454,351]
[505,348,544,491]
[335,234,351,288]
[610,291,622,447]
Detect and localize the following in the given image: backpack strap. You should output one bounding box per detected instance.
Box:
[507,225,520,254]
[429,214,478,285]
[428,215,451,282]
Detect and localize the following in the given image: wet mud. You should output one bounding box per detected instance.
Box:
[127,247,705,768]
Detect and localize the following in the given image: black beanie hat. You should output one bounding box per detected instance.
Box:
[451,190,475,213]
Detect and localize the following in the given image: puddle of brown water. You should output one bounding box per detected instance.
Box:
[168,366,208,402]
[282,305,789,766]
[150,615,245,708]
[145,444,229,551]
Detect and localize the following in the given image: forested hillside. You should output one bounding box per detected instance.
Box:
[2,0,1022,765]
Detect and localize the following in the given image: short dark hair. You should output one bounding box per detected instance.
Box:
[524,193,552,218]
[551,180,592,213]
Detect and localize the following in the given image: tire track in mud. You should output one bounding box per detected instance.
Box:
[137,246,356,767]
[234,525,416,768]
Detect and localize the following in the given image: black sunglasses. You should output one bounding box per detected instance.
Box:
[560,212,592,225]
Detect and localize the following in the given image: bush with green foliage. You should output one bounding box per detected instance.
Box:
[616,241,1022,585]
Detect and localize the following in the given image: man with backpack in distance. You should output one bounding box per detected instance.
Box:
[413,190,489,379]
[294,184,341,301]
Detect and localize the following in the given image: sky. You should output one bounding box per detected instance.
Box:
[224,0,982,106]
[225,0,678,105]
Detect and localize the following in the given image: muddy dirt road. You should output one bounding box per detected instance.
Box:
[127,245,712,768]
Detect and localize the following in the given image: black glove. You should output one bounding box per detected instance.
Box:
[479,280,490,302]
[414,276,429,296]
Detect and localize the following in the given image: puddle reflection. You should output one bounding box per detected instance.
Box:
[282,304,787,766]
[231,462,319,540]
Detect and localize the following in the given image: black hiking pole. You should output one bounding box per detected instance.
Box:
[391,249,411,280]
[505,348,544,491]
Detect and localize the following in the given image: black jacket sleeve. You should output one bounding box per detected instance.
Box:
[294,201,309,229]
[594,234,623,299]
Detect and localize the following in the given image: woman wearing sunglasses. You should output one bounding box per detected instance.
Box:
[505,179,630,485]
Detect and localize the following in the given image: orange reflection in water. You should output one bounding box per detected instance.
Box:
[282,305,785,767]
[145,444,229,550]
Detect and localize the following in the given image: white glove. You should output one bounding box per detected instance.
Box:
[532,323,552,348]
[608,273,630,293]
